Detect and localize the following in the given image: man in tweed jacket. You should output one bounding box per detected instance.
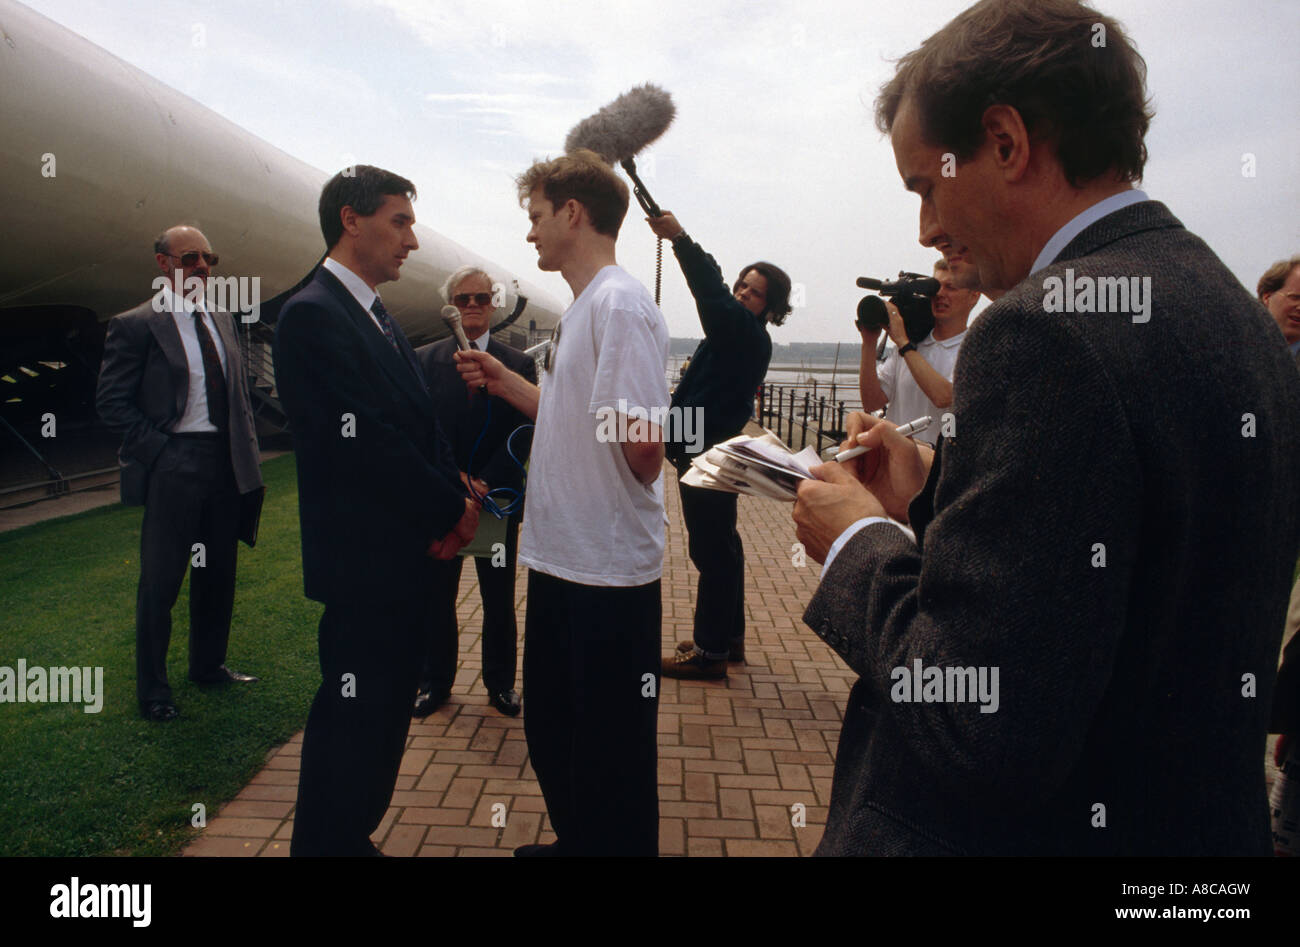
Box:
[793,0,1300,855]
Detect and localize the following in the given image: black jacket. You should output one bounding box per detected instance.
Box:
[805,201,1300,855]
[666,236,772,467]
[415,335,536,495]
[273,267,466,605]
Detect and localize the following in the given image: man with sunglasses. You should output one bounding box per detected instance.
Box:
[412,266,536,718]
[97,224,264,723]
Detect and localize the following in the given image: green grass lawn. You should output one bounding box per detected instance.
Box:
[0,454,322,856]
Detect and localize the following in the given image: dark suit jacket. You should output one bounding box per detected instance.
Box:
[804,201,1300,855]
[272,266,466,605]
[96,300,263,505]
[414,335,536,494]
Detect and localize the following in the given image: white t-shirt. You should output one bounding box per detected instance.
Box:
[876,330,966,445]
[518,265,670,587]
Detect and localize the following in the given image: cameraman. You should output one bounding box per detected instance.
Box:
[858,258,979,444]
[647,211,791,680]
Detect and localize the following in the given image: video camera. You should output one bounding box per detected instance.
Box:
[854,271,940,345]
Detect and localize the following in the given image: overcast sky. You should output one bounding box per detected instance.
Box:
[26,0,1300,342]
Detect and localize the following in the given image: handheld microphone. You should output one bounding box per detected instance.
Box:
[441,305,472,352]
[442,304,486,393]
[566,83,676,217]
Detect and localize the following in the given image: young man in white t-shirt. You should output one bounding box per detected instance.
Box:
[455,149,670,856]
[858,257,980,445]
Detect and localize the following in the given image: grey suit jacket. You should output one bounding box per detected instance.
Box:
[805,201,1300,855]
[96,299,263,505]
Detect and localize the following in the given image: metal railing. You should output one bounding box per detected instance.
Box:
[758,382,855,454]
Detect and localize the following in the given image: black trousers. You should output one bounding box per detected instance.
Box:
[677,478,745,658]
[419,516,519,695]
[135,435,241,705]
[523,570,660,856]
[291,593,427,856]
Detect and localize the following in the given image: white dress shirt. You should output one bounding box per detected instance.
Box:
[322,256,385,335]
[161,287,228,434]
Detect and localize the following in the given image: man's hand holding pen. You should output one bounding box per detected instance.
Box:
[792,413,933,564]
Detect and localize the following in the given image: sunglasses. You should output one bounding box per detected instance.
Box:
[166,251,219,267]
[453,293,493,307]
[543,322,561,374]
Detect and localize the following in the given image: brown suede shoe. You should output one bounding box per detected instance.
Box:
[676,639,745,663]
[662,648,728,680]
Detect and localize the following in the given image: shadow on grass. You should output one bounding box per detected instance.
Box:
[0,454,321,856]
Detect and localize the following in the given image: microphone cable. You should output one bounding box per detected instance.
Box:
[465,395,532,520]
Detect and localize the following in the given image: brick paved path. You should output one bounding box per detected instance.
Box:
[184,452,851,857]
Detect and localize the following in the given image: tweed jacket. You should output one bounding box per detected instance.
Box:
[805,201,1300,855]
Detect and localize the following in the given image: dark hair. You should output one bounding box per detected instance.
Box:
[875,0,1153,188]
[318,165,417,250]
[1258,255,1300,300]
[515,149,629,238]
[735,262,792,326]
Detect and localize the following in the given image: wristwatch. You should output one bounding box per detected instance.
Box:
[898,341,918,356]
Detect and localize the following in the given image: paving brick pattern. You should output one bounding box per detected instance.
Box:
[184,449,850,857]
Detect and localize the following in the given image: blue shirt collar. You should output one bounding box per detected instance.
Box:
[1030,189,1149,276]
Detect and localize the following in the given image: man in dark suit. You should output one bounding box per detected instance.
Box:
[273,165,478,856]
[96,224,264,723]
[412,265,536,718]
[792,0,1300,855]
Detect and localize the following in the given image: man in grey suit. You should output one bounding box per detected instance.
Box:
[97,225,264,722]
[793,0,1300,855]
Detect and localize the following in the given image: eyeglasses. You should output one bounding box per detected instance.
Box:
[453,293,493,307]
[543,322,561,374]
[165,251,219,267]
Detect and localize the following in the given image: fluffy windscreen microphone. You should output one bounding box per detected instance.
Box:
[564,83,676,164]
[566,83,675,217]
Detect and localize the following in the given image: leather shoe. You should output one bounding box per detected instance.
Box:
[662,648,728,680]
[677,638,744,663]
[488,689,521,716]
[189,665,259,684]
[412,687,450,719]
[513,842,562,857]
[141,699,179,722]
